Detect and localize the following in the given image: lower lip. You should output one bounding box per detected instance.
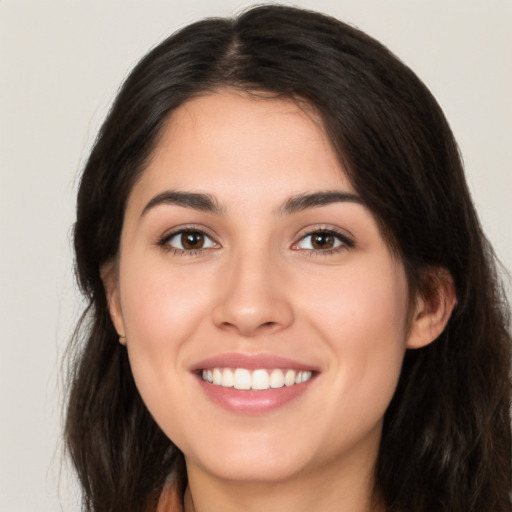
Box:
[196,374,315,414]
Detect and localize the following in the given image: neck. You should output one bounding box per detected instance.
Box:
[183,452,384,512]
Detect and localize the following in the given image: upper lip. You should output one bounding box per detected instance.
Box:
[190,352,320,372]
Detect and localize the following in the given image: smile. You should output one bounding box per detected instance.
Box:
[201,368,314,390]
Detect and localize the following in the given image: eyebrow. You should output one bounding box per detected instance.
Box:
[278,191,364,216]
[140,189,363,219]
[141,190,224,217]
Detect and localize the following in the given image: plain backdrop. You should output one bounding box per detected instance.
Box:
[1,1,510,510]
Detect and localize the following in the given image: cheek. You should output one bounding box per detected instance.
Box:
[120,257,213,345]
[299,261,409,414]
[117,257,215,408]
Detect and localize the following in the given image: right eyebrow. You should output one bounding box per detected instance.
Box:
[277,190,364,216]
[140,190,225,218]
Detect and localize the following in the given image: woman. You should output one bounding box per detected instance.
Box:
[65,5,511,511]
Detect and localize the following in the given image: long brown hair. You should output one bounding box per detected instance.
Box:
[66,5,511,511]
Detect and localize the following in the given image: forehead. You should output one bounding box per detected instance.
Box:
[128,90,354,213]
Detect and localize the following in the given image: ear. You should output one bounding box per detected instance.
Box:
[100,259,125,336]
[406,267,457,349]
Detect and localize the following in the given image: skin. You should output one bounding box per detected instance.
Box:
[104,91,454,512]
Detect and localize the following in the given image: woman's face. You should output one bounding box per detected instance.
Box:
[107,91,422,484]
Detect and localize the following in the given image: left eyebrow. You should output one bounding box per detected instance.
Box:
[140,190,225,218]
[277,191,364,216]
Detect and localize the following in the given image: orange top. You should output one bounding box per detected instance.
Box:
[155,479,184,512]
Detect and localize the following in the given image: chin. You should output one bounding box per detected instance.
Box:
[181,430,315,483]
[189,452,307,483]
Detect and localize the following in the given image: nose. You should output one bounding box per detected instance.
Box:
[212,250,294,337]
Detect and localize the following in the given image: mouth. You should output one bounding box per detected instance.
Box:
[200,367,313,391]
[192,353,318,414]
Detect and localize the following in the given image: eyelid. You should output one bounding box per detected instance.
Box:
[291,225,355,251]
[157,224,221,251]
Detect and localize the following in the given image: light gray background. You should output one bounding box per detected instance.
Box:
[1,1,510,511]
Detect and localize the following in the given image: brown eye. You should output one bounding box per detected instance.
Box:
[311,233,335,250]
[295,230,352,252]
[164,229,217,251]
[181,231,205,249]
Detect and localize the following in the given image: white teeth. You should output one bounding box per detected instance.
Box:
[270,369,285,388]
[285,369,296,386]
[251,369,270,390]
[221,368,234,387]
[294,371,312,384]
[233,368,251,390]
[201,367,313,390]
[212,368,222,385]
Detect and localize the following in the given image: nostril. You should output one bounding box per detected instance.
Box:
[212,292,294,336]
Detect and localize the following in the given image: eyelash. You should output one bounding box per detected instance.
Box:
[157,227,218,256]
[292,227,355,255]
[157,226,354,257]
